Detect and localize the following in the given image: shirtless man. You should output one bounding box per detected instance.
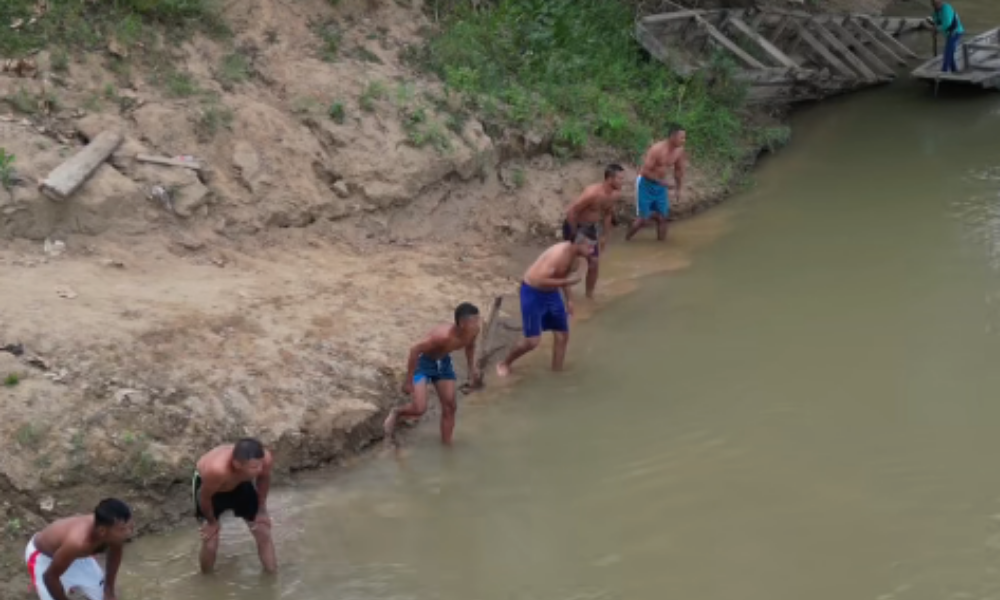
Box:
[25,498,133,600]
[193,438,276,574]
[496,230,595,376]
[384,302,481,446]
[562,164,625,299]
[626,125,688,242]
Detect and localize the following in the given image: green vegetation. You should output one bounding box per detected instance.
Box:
[0,149,16,190]
[163,70,201,98]
[4,372,20,387]
[196,99,234,140]
[15,423,42,448]
[218,52,251,89]
[315,21,342,62]
[359,80,387,112]
[410,0,751,167]
[1,0,229,58]
[329,101,346,124]
[51,48,69,73]
[354,46,383,64]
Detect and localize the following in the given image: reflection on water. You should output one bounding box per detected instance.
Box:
[118,3,1000,599]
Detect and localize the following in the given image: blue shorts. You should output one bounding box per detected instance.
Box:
[414,354,456,385]
[520,281,569,338]
[636,176,668,218]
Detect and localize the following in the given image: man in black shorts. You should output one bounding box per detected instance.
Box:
[561,164,624,298]
[193,438,276,573]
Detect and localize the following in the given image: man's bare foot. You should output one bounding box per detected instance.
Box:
[383,409,399,446]
[496,362,511,378]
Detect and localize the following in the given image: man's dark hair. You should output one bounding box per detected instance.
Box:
[454,302,480,325]
[233,438,265,462]
[604,164,624,180]
[667,123,685,137]
[94,498,132,526]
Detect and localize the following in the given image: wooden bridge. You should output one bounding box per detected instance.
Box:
[912,27,1000,89]
[637,8,932,104]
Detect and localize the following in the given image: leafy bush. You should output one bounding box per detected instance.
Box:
[417,0,752,166]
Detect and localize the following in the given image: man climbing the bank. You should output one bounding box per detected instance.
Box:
[496,230,594,377]
[627,125,688,242]
[930,0,964,73]
[25,498,134,600]
[194,438,277,574]
[562,164,625,299]
[384,302,482,447]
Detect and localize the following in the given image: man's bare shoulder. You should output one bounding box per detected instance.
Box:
[197,445,233,475]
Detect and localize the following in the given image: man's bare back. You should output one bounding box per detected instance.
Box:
[33,516,106,559]
[196,443,273,493]
[524,242,582,291]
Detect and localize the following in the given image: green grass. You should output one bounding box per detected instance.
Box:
[329,100,346,124]
[196,100,234,140]
[0,149,16,190]
[4,372,20,387]
[163,70,201,97]
[0,0,229,58]
[51,48,69,73]
[218,52,251,89]
[314,21,342,62]
[412,0,752,167]
[5,87,39,114]
[15,423,42,448]
[359,80,387,112]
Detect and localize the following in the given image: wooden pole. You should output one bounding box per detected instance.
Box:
[462,296,503,392]
[40,130,123,201]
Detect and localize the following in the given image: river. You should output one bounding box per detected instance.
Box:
[117,3,1000,599]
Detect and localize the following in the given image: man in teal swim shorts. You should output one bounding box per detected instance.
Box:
[627,124,688,242]
[384,302,481,446]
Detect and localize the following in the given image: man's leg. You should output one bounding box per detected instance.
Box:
[943,34,959,72]
[656,214,669,241]
[625,218,646,240]
[585,255,599,299]
[497,337,541,376]
[551,331,570,371]
[200,529,220,574]
[434,379,458,445]
[383,380,429,442]
[249,520,277,574]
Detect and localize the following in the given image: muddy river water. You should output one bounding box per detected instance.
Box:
[117,4,1000,600]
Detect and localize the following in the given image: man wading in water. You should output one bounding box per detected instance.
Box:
[194,438,277,574]
[562,164,625,299]
[384,302,482,446]
[25,498,134,600]
[496,230,594,376]
[627,125,688,242]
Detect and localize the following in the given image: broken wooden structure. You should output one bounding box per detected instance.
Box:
[636,8,931,103]
[912,27,1000,90]
[40,130,123,201]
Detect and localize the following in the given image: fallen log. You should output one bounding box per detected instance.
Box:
[40,130,123,201]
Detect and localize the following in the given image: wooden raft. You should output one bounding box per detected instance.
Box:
[636,8,930,104]
[911,27,1000,90]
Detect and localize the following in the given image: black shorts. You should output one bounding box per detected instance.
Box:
[192,472,259,522]
[561,220,600,257]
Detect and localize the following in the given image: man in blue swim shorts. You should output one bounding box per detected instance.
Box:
[627,124,688,242]
[496,229,595,377]
[383,302,481,446]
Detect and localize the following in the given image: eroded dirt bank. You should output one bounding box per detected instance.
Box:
[0,0,894,595]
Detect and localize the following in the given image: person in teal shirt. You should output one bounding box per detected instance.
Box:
[931,0,964,72]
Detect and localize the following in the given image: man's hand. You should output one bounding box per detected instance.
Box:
[401,380,414,395]
[200,521,221,541]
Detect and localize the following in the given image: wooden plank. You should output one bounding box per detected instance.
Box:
[792,20,856,79]
[641,11,701,25]
[846,17,906,66]
[702,18,767,69]
[461,295,502,392]
[966,43,1000,54]
[727,16,799,68]
[809,20,879,81]
[860,16,919,59]
[826,19,894,77]
[136,154,204,171]
[40,130,123,201]
[769,15,792,45]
